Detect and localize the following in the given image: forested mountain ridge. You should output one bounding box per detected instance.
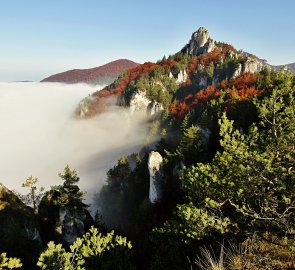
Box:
[273,62,295,72]
[76,27,293,118]
[41,59,138,85]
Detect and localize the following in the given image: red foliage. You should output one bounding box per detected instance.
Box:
[170,72,263,118]
[188,56,199,73]
[228,87,263,101]
[220,73,259,90]
[162,59,177,70]
[42,59,138,84]
[221,44,234,60]
[169,101,190,117]
[194,85,221,103]
[208,48,220,64]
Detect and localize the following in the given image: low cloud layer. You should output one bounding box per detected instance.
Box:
[0,82,147,202]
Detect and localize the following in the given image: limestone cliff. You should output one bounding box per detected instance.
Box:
[129,90,164,116]
[148,151,163,203]
[181,27,215,55]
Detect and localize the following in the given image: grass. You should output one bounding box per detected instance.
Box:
[194,235,295,270]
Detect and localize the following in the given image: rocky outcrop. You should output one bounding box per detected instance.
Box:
[169,69,188,84]
[181,27,215,55]
[232,63,243,78]
[129,90,164,116]
[0,183,42,266]
[243,57,265,73]
[231,57,265,78]
[38,190,93,245]
[148,151,163,203]
[75,95,94,117]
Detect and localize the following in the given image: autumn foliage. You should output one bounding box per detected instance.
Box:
[170,73,263,117]
[41,59,138,84]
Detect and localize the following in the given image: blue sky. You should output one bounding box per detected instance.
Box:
[0,0,294,81]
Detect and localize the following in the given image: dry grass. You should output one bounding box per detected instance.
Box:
[195,245,226,270]
[194,235,295,270]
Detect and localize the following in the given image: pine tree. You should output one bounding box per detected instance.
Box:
[37,227,134,270]
[0,253,22,269]
[52,165,86,208]
[21,176,45,213]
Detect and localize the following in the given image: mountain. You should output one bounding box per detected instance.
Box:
[75,27,270,117]
[41,59,138,85]
[88,27,295,269]
[273,62,295,72]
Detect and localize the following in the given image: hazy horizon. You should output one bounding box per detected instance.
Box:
[0,0,294,81]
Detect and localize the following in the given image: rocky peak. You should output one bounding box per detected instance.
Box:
[192,27,211,48]
[182,26,215,55]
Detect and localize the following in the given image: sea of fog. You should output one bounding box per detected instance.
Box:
[0,82,147,203]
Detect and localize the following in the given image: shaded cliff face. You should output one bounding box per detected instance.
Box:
[0,183,42,268]
[38,189,93,246]
[41,59,138,85]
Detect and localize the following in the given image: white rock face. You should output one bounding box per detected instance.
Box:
[176,70,188,84]
[243,58,264,73]
[183,27,215,55]
[76,96,94,117]
[232,57,265,79]
[232,63,243,78]
[148,101,164,116]
[129,90,163,116]
[193,27,210,47]
[148,151,163,203]
[169,69,188,84]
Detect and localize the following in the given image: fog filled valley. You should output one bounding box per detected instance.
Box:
[0,82,148,200]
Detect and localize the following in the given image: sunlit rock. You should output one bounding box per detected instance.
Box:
[182,27,215,55]
[129,90,163,116]
[148,151,163,203]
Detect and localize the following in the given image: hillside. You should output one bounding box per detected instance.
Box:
[75,27,295,269]
[41,59,138,85]
[76,27,269,117]
[273,62,295,72]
